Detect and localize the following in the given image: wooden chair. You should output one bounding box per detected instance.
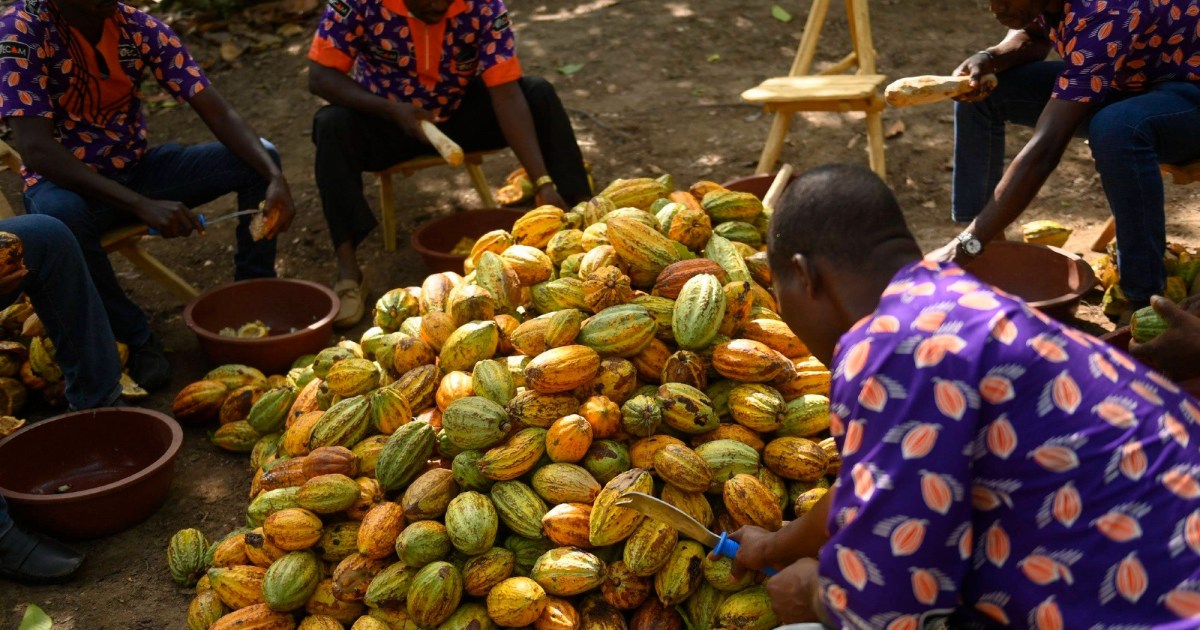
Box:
[0,139,199,301]
[373,150,502,252]
[1089,160,1200,252]
[741,0,888,177]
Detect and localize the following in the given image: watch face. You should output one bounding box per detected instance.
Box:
[963,238,983,256]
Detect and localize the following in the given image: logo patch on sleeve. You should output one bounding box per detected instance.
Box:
[118,45,139,61]
[491,11,511,33]
[329,0,352,18]
[0,42,30,61]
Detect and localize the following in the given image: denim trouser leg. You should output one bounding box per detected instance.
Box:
[1088,82,1200,304]
[120,141,281,280]
[952,61,1076,223]
[0,496,10,537]
[0,215,122,409]
[24,183,152,347]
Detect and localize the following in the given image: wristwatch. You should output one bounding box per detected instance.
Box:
[534,175,554,189]
[956,231,984,259]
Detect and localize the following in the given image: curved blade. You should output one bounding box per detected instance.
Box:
[615,491,720,547]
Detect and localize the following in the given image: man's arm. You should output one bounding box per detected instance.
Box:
[957,99,1090,244]
[727,488,833,576]
[10,117,202,238]
[488,80,565,208]
[307,62,432,144]
[187,87,294,238]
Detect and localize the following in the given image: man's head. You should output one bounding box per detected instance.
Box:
[56,0,120,20]
[768,164,921,364]
[405,0,453,24]
[987,0,1062,29]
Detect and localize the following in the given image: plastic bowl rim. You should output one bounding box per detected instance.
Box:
[410,208,525,259]
[0,407,183,504]
[183,277,340,345]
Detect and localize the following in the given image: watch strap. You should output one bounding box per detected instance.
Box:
[534,175,554,189]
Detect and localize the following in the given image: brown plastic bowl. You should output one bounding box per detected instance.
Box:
[721,172,799,200]
[0,408,183,539]
[184,278,339,375]
[411,209,526,274]
[964,241,1097,320]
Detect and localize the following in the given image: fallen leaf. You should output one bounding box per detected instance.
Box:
[219,41,245,62]
[18,605,51,630]
[557,63,585,75]
[885,119,907,139]
[771,4,793,22]
[707,53,721,62]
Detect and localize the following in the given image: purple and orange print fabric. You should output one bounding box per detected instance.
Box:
[818,260,1200,628]
[1040,0,1200,103]
[0,2,210,187]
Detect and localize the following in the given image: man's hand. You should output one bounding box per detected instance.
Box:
[133,198,204,238]
[766,558,826,625]
[389,102,435,144]
[0,265,28,295]
[952,52,997,103]
[1129,295,1200,381]
[262,175,296,240]
[926,239,963,264]
[721,526,780,580]
[535,185,567,210]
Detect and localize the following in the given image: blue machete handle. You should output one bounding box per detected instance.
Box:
[148,213,205,236]
[715,531,778,576]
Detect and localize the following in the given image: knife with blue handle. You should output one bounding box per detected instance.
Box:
[615,491,778,576]
[147,208,260,236]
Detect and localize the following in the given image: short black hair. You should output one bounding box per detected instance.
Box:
[767,164,916,275]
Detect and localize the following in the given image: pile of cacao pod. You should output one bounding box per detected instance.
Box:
[1095,241,1200,320]
[0,298,141,436]
[168,174,840,630]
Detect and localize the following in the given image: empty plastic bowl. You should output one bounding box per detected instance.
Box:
[0,408,183,539]
[184,278,339,375]
[411,208,525,274]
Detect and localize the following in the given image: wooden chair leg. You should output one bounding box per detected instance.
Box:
[865,108,886,179]
[1092,216,1116,253]
[378,172,398,252]
[756,112,794,175]
[466,163,498,208]
[116,242,200,301]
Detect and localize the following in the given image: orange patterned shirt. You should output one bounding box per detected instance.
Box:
[1040,0,1200,103]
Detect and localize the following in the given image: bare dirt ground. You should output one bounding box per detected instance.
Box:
[2,0,1199,626]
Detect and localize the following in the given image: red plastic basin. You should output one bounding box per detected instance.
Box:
[411,209,526,274]
[184,278,339,375]
[0,408,183,539]
[964,241,1097,321]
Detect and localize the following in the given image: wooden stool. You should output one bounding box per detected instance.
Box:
[0,138,199,301]
[742,0,888,177]
[374,150,502,252]
[1090,159,1200,252]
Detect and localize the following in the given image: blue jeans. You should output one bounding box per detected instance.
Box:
[0,215,122,410]
[23,141,280,346]
[0,496,9,537]
[953,61,1200,303]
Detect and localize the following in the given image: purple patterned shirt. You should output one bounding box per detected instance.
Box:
[819,260,1200,629]
[0,2,210,187]
[308,0,521,123]
[1038,0,1200,103]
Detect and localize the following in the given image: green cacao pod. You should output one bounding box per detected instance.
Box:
[531,547,606,597]
[491,480,548,539]
[444,491,500,556]
[296,474,360,514]
[395,521,452,568]
[262,550,320,611]
[168,528,210,587]
[375,420,437,492]
[471,359,516,407]
[407,561,463,628]
[672,274,726,350]
[363,561,417,609]
[441,396,511,450]
[656,382,720,435]
[247,387,297,434]
[578,304,658,358]
[309,395,372,450]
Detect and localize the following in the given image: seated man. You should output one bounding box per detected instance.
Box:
[307,0,591,328]
[0,0,297,390]
[931,0,1200,318]
[733,164,1200,626]
[0,213,125,584]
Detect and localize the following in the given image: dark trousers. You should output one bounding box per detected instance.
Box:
[953,61,1200,303]
[0,215,122,411]
[312,76,591,248]
[23,141,280,346]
